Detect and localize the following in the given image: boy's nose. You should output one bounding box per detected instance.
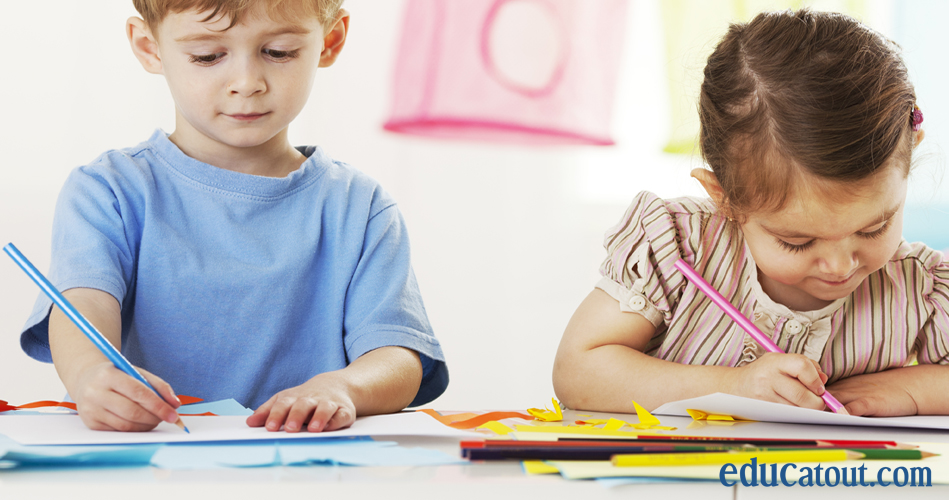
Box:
[227,59,267,96]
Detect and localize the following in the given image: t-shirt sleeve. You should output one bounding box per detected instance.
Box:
[341,200,447,407]
[596,191,691,328]
[19,165,136,362]
[917,255,949,365]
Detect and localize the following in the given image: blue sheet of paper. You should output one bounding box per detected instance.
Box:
[150,441,280,469]
[177,399,253,416]
[277,439,465,466]
[0,434,158,469]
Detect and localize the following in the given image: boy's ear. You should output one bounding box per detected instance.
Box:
[319,9,350,68]
[127,17,163,75]
[691,168,726,205]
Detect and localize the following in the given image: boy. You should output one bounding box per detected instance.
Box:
[18,0,448,433]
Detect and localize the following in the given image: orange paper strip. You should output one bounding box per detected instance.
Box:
[419,409,532,429]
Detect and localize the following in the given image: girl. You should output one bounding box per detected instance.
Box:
[553,9,948,417]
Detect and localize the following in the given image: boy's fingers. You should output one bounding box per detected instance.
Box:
[307,401,339,433]
[322,406,355,432]
[112,374,179,424]
[246,397,277,427]
[284,399,318,433]
[264,397,295,431]
[139,368,181,408]
[98,390,164,431]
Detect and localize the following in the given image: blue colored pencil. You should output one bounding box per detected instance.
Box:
[3,243,189,433]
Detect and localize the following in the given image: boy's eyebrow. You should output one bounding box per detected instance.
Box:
[762,205,901,239]
[174,26,312,43]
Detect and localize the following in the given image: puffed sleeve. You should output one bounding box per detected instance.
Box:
[596,191,695,327]
[917,252,949,364]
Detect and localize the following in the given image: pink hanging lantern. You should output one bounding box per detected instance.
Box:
[384,0,629,146]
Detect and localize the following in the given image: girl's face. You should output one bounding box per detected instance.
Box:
[740,165,907,311]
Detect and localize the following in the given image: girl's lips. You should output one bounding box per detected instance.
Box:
[817,274,854,286]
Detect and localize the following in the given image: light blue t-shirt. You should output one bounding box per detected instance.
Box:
[20,130,448,409]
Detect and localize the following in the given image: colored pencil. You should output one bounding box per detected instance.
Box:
[612,449,861,467]
[556,436,911,448]
[3,243,189,433]
[464,445,934,461]
[674,259,845,412]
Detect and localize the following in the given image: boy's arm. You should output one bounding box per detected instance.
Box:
[49,287,181,431]
[828,364,949,416]
[246,346,422,432]
[552,288,830,412]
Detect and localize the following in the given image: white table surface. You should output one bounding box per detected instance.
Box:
[3,409,949,500]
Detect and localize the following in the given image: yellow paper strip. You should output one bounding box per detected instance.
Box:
[477,420,514,435]
[522,460,561,475]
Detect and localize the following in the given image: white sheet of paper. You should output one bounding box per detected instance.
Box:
[0,411,482,446]
[653,393,949,430]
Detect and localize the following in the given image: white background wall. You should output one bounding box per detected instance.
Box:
[0,1,944,411]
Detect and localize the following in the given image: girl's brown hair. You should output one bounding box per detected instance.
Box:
[699,8,917,218]
[133,0,344,32]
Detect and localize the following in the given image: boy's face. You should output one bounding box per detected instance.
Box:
[134,7,340,157]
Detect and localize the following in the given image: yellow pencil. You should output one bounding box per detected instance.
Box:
[612,449,863,467]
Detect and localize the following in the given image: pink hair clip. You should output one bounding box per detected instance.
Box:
[911,105,924,132]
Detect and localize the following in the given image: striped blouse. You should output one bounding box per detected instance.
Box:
[596,191,949,382]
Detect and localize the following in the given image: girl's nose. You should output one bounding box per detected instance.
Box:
[818,245,858,278]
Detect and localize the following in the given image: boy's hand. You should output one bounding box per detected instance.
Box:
[827,371,919,417]
[72,361,182,432]
[246,373,356,433]
[725,352,829,411]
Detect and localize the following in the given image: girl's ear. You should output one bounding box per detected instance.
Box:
[690,168,726,204]
[127,17,163,75]
[913,129,926,149]
[319,9,350,68]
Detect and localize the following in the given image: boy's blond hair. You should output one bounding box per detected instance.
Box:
[133,0,344,31]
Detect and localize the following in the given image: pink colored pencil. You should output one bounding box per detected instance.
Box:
[673,259,846,413]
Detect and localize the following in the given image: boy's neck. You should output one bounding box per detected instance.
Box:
[168,125,306,178]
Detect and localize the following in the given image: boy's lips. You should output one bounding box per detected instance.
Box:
[225,112,270,121]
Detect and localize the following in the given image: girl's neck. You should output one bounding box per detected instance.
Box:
[756,270,834,312]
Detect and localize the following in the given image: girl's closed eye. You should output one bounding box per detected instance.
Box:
[857,218,892,240]
[777,238,815,254]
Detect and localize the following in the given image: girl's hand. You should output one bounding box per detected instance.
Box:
[246,373,356,433]
[72,361,182,432]
[725,352,829,410]
[827,371,919,417]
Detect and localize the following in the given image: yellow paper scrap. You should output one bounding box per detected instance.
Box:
[685,408,755,422]
[602,418,628,431]
[577,414,592,418]
[522,460,561,475]
[574,418,609,426]
[527,398,563,422]
[513,425,656,438]
[632,401,661,427]
[477,420,514,435]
